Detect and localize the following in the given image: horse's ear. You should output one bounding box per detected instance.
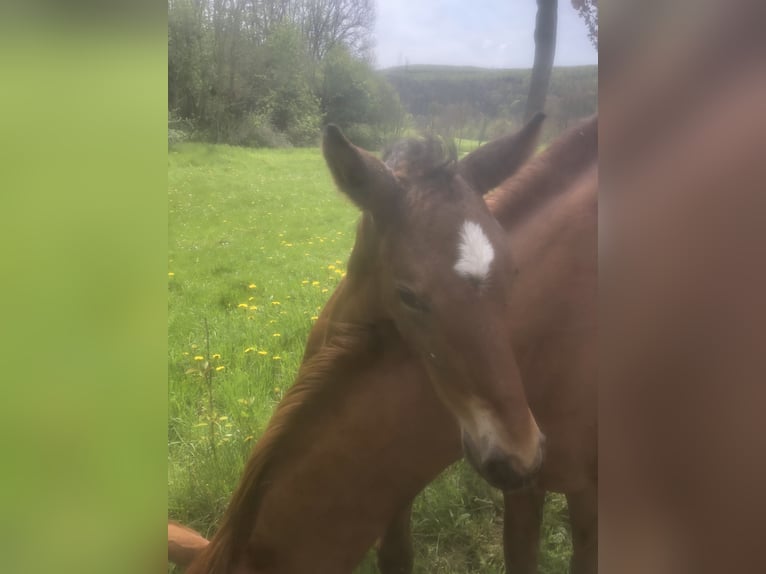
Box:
[323,125,398,216]
[458,112,546,195]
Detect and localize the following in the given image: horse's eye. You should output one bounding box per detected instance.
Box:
[396,286,429,313]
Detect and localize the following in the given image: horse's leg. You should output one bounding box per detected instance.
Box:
[566,486,598,574]
[503,486,545,574]
[376,500,415,574]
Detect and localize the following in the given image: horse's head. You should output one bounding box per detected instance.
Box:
[322,117,546,490]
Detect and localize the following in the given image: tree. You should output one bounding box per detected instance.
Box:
[320,44,405,148]
[525,0,558,121]
[259,24,321,144]
[571,0,598,49]
[167,0,381,146]
[297,0,375,60]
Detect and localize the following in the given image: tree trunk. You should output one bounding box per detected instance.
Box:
[525,0,558,121]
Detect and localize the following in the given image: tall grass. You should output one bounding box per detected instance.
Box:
[167,143,571,572]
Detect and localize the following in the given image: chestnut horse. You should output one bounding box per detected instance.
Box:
[173,114,596,573]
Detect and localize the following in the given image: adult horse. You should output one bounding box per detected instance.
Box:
[174,114,596,574]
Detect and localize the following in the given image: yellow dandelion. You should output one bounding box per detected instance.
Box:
[311,281,320,286]
[248,296,254,301]
[191,344,198,349]
[212,353,221,360]
[301,280,309,285]
[219,416,228,421]
[193,355,204,361]
[258,351,268,356]
[285,243,293,247]
[272,356,282,361]
[249,305,258,311]
[334,269,343,275]
[321,288,328,293]
[328,264,336,270]
[271,301,281,306]
[237,303,248,309]
[274,387,281,393]
[168,272,175,277]
[248,283,257,289]
[341,272,347,278]
[310,316,319,321]
[335,260,342,264]
[182,351,189,356]
[244,347,254,353]
[215,366,225,372]
[272,333,281,337]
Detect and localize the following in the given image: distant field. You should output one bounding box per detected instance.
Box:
[167,142,571,573]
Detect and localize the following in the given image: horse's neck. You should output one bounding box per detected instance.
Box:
[507,166,597,337]
[318,215,388,332]
[241,342,459,572]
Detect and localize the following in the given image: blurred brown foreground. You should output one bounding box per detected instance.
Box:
[599,1,766,572]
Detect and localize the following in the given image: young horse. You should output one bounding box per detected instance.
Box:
[377,114,598,574]
[175,115,596,573]
[322,120,549,490]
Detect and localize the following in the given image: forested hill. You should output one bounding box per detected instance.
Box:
[381,64,597,141]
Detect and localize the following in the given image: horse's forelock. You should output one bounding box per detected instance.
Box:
[383,136,458,181]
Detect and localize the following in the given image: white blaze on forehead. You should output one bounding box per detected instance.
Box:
[454,221,495,282]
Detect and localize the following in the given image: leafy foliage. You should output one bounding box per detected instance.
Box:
[572,0,598,48]
[167,0,397,147]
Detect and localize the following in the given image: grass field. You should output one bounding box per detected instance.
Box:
[167,142,572,573]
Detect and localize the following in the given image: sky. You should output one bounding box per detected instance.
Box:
[374,0,597,69]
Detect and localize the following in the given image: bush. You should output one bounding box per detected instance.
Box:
[285,112,321,147]
[228,114,292,148]
[168,112,194,148]
[341,123,384,150]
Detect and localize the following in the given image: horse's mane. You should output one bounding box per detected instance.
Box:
[487,115,598,228]
[187,320,377,574]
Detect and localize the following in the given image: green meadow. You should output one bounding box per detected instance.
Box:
[167,142,571,573]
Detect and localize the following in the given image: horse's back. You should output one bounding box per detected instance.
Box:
[168,521,209,569]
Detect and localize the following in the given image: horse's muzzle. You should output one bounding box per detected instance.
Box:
[462,430,545,491]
